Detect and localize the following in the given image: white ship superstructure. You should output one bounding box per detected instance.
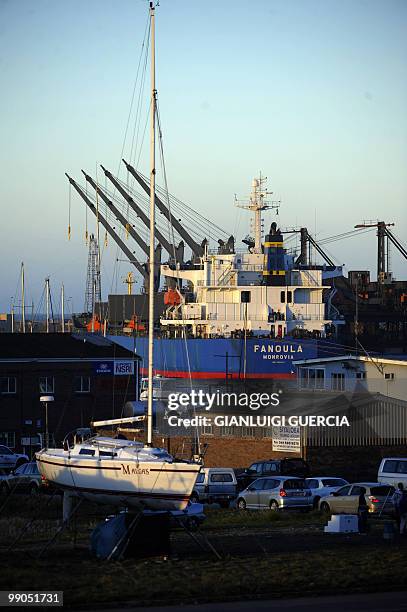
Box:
[161,177,331,339]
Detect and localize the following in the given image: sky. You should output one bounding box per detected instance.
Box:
[0,0,406,315]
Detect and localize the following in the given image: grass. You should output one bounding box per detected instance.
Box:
[1,495,406,607]
[1,545,407,607]
[203,507,326,530]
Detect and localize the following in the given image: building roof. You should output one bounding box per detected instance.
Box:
[0,333,140,361]
[294,354,407,367]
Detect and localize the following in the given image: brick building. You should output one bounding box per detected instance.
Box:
[0,333,139,456]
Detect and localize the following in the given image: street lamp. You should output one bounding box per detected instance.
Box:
[40,395,54,449]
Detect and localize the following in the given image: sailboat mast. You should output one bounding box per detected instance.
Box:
[46,278,50,334]
[61,284,65,333]
[21,262,26,333]
[147,1,156,446]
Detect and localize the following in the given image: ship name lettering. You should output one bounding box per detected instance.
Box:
[121,464,150,476]
[254,344,302,354]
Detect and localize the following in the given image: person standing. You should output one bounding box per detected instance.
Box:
[358,489,369,534]
[394,483,407,535]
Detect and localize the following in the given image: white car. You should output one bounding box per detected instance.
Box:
[0,445,28,472]
[305,477,349,509]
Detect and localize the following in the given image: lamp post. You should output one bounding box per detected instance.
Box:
[40,395,54,449]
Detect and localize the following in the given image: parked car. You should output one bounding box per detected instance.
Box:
[318,482,395,516]
[305,477,349,508]
[190,468,237,508]
[237,476,313,511]
[237,458,310,491]
[0,445,28,472]
[0,461,51,496]
[378,457,407,489]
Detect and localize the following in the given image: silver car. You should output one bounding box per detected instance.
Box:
[237,476,312,511]
[305,477,349,509]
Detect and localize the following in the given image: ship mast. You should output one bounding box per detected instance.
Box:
[235,175,279,253]
[147,1,156,447]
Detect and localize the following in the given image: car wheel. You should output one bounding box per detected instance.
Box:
[313,496,320,509]
[320,501,331,514]
[237,498,246,510]
[190,493,199,504]
[0,482,9,496]
[269,500,279,511]
[29,483,39,496]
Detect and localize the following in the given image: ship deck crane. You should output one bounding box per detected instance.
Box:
[354,221,403,281]
[65,173,149,282]
[82,170,150,258]
[283,227,335,267]
[99,165,178,259]
[123,159,204,258]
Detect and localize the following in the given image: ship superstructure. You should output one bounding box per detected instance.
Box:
[160,177,331,341]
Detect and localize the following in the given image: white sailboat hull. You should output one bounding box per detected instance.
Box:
[37,450,201,511]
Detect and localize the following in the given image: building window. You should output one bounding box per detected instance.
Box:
[202,423,213,435]
[331,372,345,391]
[241,426,256,438]
[39,377,54,394]
[36,419,42,428]
[384,373,395,380]
[1,377,16,394]
[280,291,286,303]
[356,372,366,379]
[220,426,235,437]
[299,368,325,390]
[287,291,292,303]
[75,376,91,394]
[0,432,16,448]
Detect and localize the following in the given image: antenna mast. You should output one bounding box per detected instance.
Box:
[235,174,280,253]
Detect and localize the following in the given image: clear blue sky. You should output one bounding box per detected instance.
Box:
[0,0,406,314]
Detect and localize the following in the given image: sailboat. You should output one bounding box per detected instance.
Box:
[36,2,201,511]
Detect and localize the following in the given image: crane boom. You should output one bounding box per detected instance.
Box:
[65,173,148,280]
[100,165,175,257]
[82,171,149,257]
[122,159,203,257]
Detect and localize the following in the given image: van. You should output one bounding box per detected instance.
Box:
[191,468,237,508]
[378,457,407,489]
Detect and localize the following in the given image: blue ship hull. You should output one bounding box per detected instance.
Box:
[109,336,343,380]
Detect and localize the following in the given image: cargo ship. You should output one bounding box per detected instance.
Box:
[108,176,345,381]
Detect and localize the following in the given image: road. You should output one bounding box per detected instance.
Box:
[72,591,407,612]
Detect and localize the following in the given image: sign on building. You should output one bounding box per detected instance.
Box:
[114,361,134,376]
[272,426,301,453]
[93,361,114,375]
[93,361,134,376]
